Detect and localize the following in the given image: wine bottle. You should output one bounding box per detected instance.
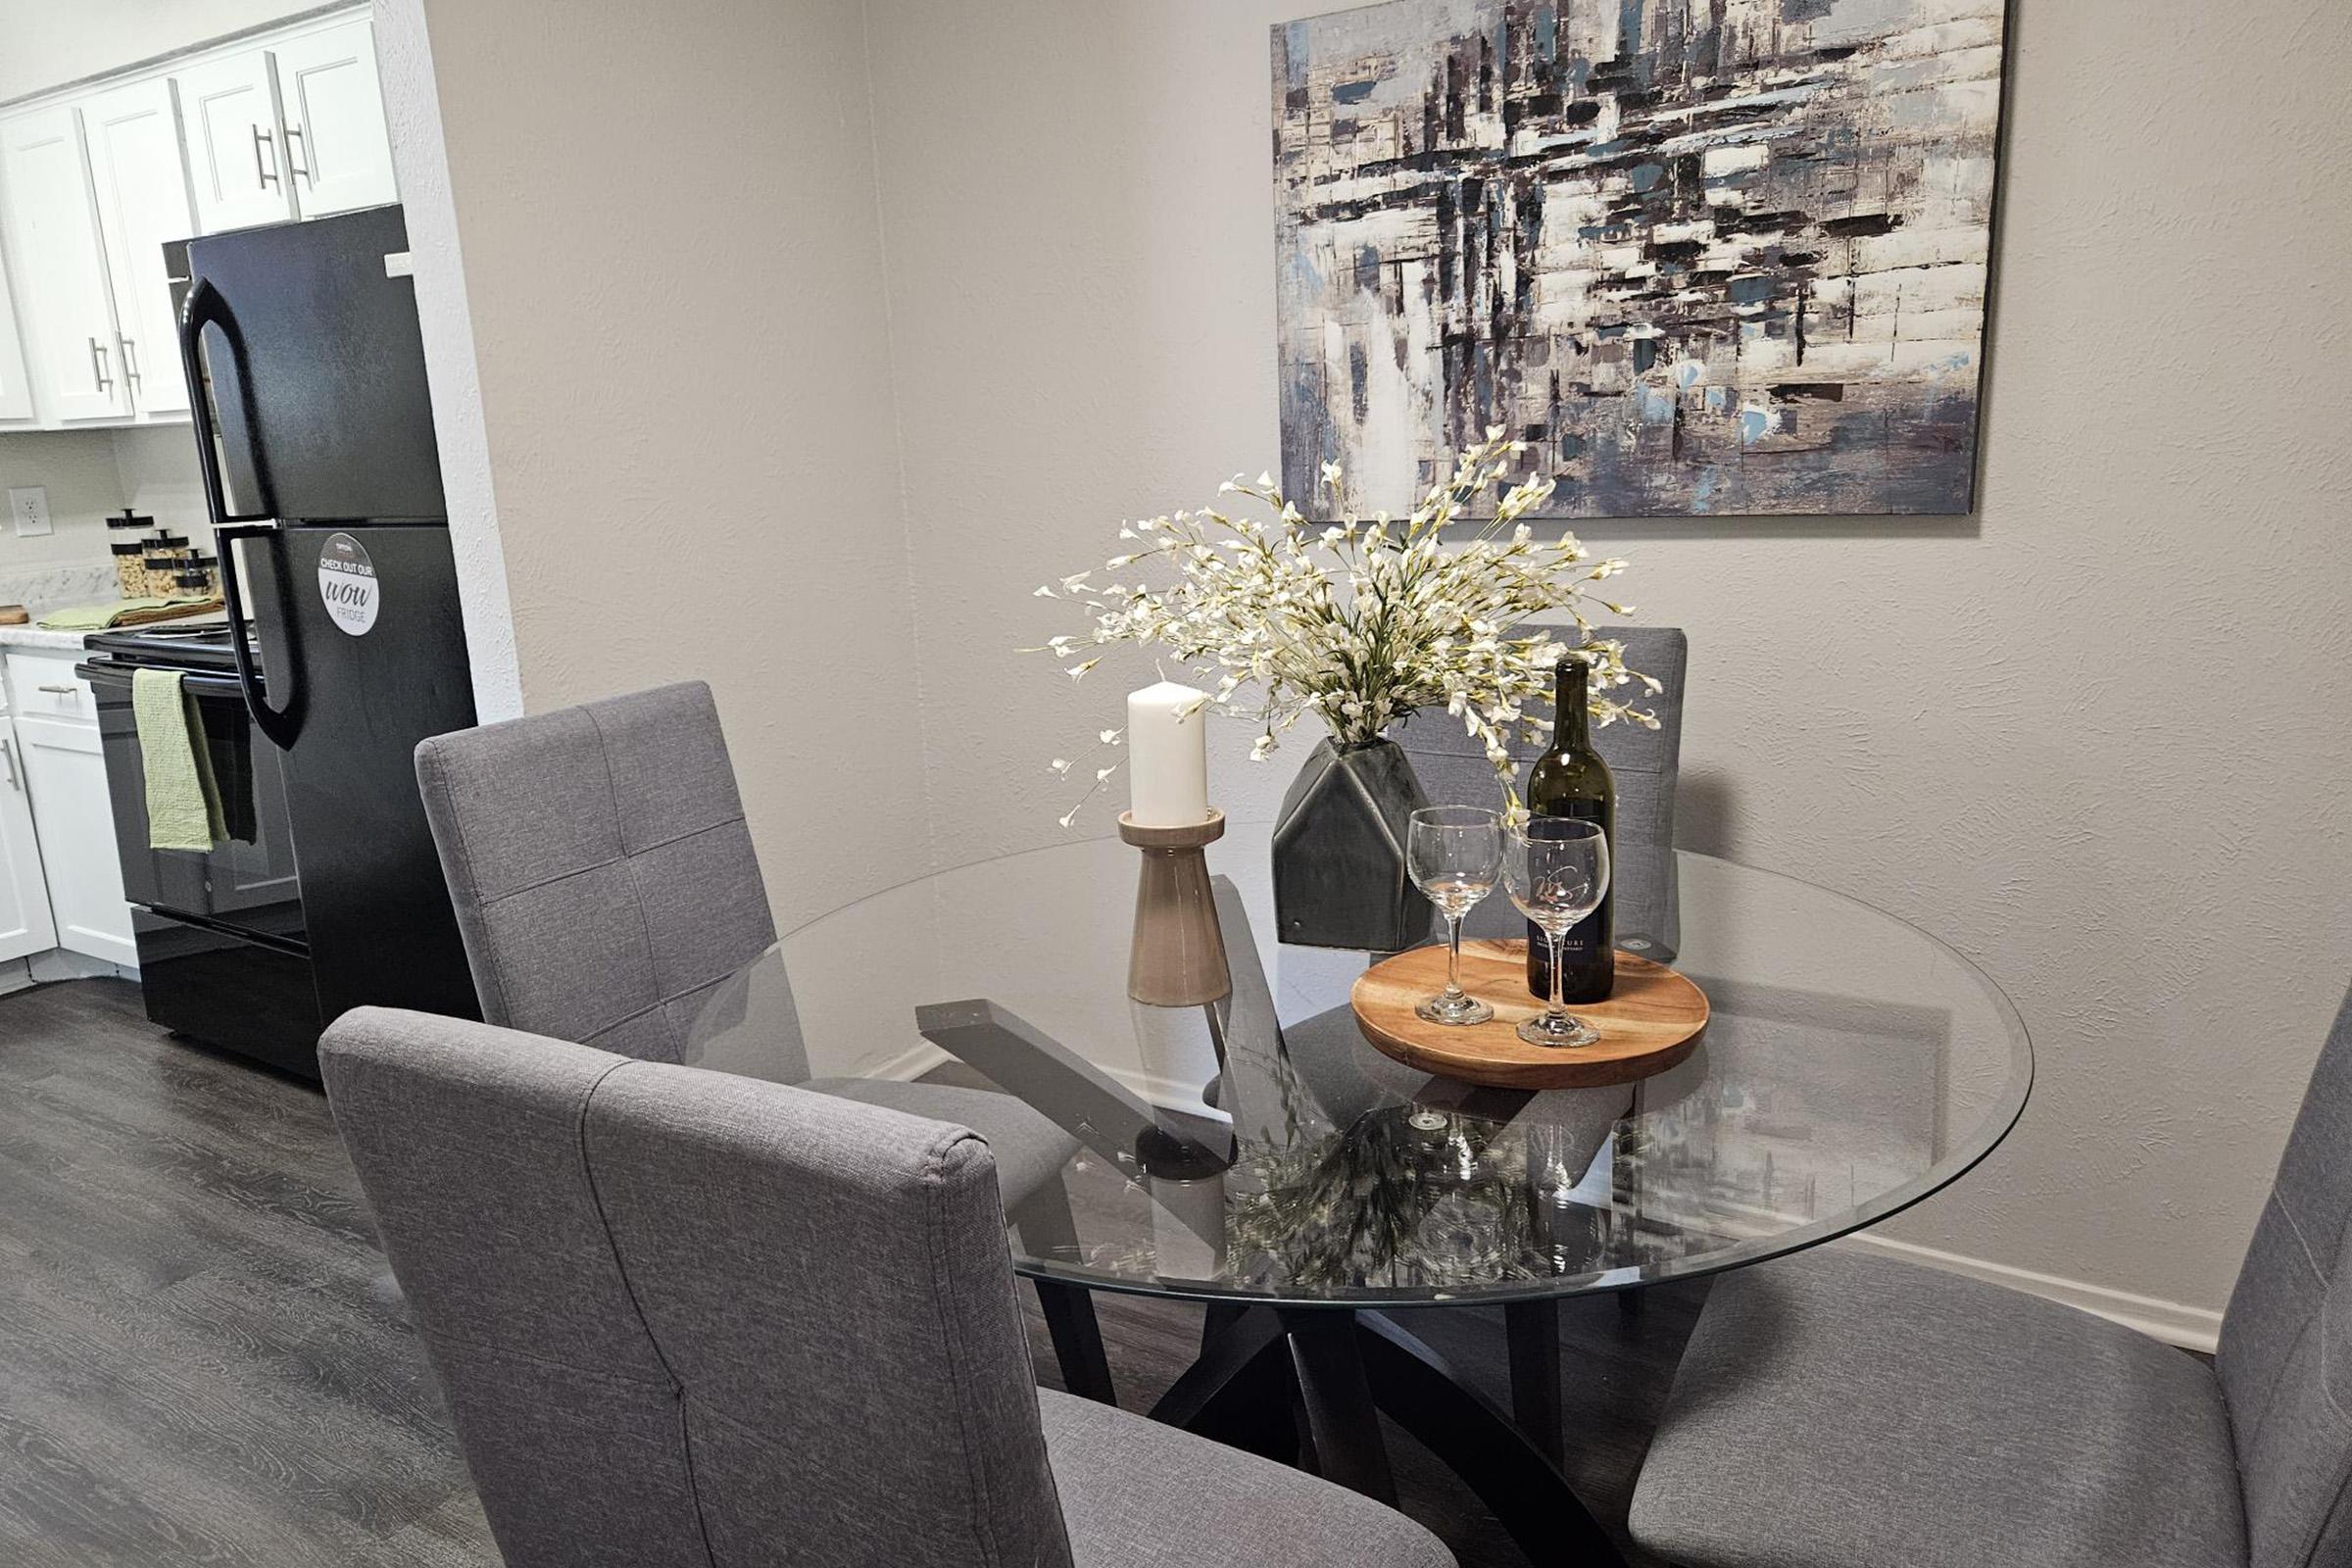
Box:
[1524,656,1616,1002]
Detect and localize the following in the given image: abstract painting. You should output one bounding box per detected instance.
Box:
[1273,0,2009,517]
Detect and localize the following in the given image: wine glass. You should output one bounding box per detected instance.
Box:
[1407,806,1503,1025]
[1503,819,1611,1048]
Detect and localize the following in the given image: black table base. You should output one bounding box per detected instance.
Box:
[1144,1302,1629,1566]
[1035,1280,1118,1405]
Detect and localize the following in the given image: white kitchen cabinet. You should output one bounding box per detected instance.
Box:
[14,714,135,967]
[174,47,297,234]
[5,651,135,969]
[81,79,197,418]
[0,6,398,432]
[270,21,397,218]
[4,650,98,724]
[0,107,129,423]
[0,717,59,965]
[0,246,32,424]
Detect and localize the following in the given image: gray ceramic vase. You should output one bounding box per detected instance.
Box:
[1271,737,1433,952]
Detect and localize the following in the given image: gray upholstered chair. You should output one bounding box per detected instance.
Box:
[1629,982,2352,1568]
[411,681,1078,1207]
[321,1007,1454,1568]
[1392,624,1688,954]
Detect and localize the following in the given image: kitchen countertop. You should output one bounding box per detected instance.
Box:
[0,563,228,657]
[0,623,101,655]
[0,562,121,656]
[0,609,228,657]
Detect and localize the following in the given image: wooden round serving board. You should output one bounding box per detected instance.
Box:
[1350,940,1709,1089]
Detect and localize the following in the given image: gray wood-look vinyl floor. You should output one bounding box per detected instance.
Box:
[0,979,1700,1567]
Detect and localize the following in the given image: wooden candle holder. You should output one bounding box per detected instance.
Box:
[1118,809,1230,1006]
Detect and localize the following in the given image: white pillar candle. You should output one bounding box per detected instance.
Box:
[1126,681,1211,827]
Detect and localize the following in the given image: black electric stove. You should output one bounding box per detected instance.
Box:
[84,621,246,674]
[78,623,319,1072]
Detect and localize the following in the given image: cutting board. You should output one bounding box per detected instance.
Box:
[1349,940,1709,1089]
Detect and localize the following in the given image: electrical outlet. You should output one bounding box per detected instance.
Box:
[7,487,51,538]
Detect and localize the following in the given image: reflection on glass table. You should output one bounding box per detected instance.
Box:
[684,828,2032,1564]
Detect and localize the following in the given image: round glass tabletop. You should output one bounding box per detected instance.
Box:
[686,824,2032,1308]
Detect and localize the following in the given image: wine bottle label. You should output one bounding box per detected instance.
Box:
[1525,908,1608,958]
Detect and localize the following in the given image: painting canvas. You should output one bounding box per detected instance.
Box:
[1272,0,2009,518]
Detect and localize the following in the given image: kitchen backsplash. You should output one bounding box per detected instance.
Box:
[0,561,117,612]
[0,426,210,579]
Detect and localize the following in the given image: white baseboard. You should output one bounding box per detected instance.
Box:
[0,951,136,999]
[1838,1232,2224,1353]
[867,1039,951,1084]
[27,950,136,985]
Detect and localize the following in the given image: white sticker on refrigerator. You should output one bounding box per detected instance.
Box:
[318,532,380,636]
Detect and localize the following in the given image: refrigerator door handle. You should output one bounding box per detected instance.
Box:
[182,275,298,748]
[178,276,275,528]
[217,523,306,752]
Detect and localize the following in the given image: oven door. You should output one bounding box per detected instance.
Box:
[81,662,307,949]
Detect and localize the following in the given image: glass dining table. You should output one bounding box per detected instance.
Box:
[682,821,2033,1563]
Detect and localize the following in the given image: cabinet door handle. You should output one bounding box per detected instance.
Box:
[253,124,279,187]
[120,335,141,384]
[0,739,17,793]
[37,684,77,696]
[89,338,113,392]
[284,124,312,182]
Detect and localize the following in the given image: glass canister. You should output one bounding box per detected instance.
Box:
[111,541,149,599]
[142,547,184,599]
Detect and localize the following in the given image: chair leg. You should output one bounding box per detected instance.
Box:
[1035,1279,1116,1404]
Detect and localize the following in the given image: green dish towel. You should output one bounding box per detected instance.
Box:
[36,598,202,631]
[132,668,225,852]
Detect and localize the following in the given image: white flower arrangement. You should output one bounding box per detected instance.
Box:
[1029,430,1658,824]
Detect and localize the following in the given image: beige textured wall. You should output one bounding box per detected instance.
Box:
[414,0,931,920]
[861,0,2352,1319]
[416,0,2350,1320]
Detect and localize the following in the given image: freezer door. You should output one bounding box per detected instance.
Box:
[182,204,444,522]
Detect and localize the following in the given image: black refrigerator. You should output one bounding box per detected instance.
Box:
[164,203,480,1067]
